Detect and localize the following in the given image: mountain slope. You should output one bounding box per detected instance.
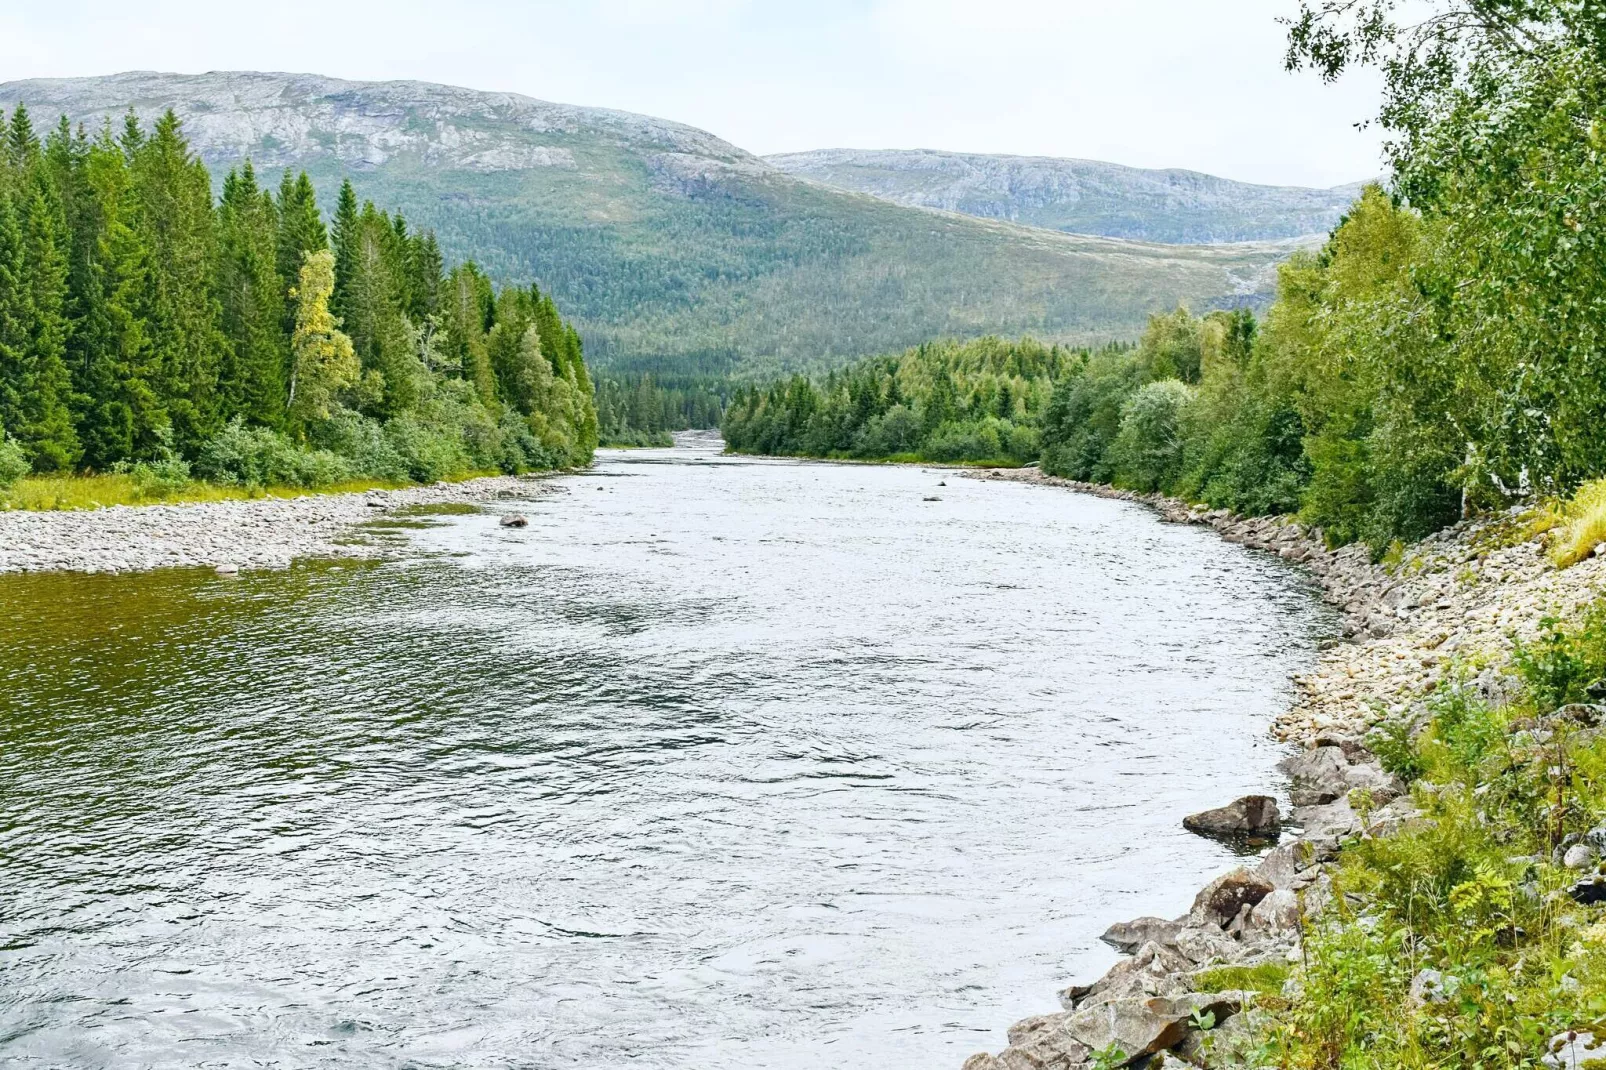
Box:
[2,72,1315,372]
[767,148,1368,244]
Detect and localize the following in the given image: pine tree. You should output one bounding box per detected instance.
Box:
[217,162,287,428]
[274,170,326,331]
[443,263,495,403]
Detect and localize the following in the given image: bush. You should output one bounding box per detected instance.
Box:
[195,418,356,488]
[1109,379,1192,491]
[0,433,29,488]
[113,457,192,498]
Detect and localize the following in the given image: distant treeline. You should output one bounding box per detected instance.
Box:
[595,372,727,447]
[721,337,1089,466]
[0,104,595,490]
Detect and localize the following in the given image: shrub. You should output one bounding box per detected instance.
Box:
[0,432,29,488]
[195,418,356,488]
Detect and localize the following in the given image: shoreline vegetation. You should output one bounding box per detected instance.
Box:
[958,469,1606,1070]
[0,104,599,508]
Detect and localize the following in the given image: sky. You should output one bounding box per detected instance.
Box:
[0,0,1386,188]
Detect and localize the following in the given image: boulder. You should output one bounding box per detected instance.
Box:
[499,514,529,528]
[1190,868,1275,930]
[1100,917,1181,955]
[1172,924,1241,966]
[1568,873,1606,906]
[1408,968,1461,1007]
[1563,843,1598,871]
[1254,843,1306,890]
[1279,745,1351,806]
[961,1056,1003,1070]
[1065,941,1193,1008]
[1244,888,1302,935]
[1544,1030,1605,1070]
[996,1014,1092,1070]
[1293,797,1360,839]
[1064,997,1190,1064]
[1183,795,1281,838]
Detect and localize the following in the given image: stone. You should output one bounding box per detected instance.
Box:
[1543,1030,1606,1070]
[499,514,529,528]
[1244,888,1302,935]
[1064,997,1189,1064]
[1183,795,1280,838]
[1171,925,1242,966]
[996,1014,1092,1070]
[1293,797,1360,839]
[1067,941,1193,1008]
[214,562,239,575]
[1099,917,1181,954]
[1563,843,1598,871]
[1190,868,1275,930]
[1568,874,1606,906]
[1279,745,1351,806]
[1408,968,1461,1007]
[961,1056,1002,1070]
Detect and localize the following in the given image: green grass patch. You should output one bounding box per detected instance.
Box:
[1192,962,1290,996]
[0,471,498,512]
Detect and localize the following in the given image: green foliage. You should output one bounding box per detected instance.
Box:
[1264,599,1606,1070]
[0,428,28,487]
[0,104,598,496]
[721,336,1076,464]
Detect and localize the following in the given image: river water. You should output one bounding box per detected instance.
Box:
[0,438,1334,1069]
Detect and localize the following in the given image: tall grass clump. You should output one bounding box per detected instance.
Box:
[1549,477,1606,568]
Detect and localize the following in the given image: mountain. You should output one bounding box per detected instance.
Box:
[766,149,1369,245]
[1,72,1319,373]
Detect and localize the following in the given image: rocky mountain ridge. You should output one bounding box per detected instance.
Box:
[768,148,1371,245]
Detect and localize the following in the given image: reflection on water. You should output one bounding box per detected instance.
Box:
[0,440,1335,1068]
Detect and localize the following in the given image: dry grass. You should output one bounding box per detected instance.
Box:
[1549,477,1606,568]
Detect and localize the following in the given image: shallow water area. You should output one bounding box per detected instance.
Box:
[0,435,1335,1068]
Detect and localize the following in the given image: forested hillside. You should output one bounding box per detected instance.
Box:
[767,149,1368,244]
[0,72,1311,374]
[0,105,595,490]
[721,337,1089,465]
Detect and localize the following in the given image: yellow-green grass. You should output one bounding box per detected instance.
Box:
[1549,477,1606,568]
[0,470,501,512]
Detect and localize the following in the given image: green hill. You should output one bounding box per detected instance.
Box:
[1,71,1317,373]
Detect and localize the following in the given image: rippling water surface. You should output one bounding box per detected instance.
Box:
[0,439,1335,1068]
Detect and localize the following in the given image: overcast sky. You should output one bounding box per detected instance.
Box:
[1,0,1385,188]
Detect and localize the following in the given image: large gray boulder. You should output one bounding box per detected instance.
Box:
[1064,997,1190,1065]
[1099,916,1182,954]
[1183,795,1281,837]
[1190,868,1275,930]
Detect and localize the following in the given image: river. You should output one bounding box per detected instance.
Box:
[0,437,1334,1068]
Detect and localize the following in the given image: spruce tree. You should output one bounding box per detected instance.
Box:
[217,162,287,428]
[330,179,359,319]
[15,177,79,470]
[76,121,159,467]
[129,110,225,453]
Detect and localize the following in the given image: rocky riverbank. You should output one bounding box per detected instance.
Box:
[0,475,553,575]
[959,467,1606,1069]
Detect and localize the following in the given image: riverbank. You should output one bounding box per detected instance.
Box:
[960,467,1606,1069]
[0,473,553,575]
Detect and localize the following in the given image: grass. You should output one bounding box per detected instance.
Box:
[1550,477,1606,568]
[0,471,500,512]
[1193,962,1290,996]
